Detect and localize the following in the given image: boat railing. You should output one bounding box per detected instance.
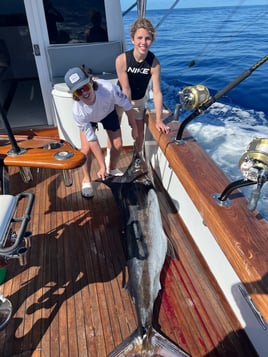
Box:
[145,109,268,329]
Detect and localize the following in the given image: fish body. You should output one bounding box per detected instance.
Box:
[103,148,190,357]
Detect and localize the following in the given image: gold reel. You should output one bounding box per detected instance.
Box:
[179,84,210,110]
[239,138,268,181]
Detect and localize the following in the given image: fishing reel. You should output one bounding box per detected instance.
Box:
[179,84,210,110]
[239,138,268,182]
[215,138,268,211]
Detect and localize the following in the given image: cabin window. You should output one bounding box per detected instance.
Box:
[0,1,27,27]
[43,0,108,44]
[0,1,34,78]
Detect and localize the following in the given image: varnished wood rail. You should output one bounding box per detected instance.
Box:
[0,134,85,170]
[147,111,268,325]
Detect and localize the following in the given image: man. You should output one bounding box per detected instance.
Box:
[64,67,138,198]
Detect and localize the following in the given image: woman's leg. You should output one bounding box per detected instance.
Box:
[131,98,146,153]
[135,119,145,153]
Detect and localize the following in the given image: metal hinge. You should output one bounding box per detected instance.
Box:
[33,44,40,56]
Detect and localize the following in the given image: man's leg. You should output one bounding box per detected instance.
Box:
[79,131,94,197]
[106,128,122,171]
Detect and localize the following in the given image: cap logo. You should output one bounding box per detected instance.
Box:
[69,73,80,84]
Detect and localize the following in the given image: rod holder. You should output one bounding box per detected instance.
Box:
[62,170,73,187]
[19,167,33,183]
[17,247,28,266]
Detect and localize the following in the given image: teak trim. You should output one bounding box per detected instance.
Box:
[147,111,268,324]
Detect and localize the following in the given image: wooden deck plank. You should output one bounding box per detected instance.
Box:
[0,147,258,356]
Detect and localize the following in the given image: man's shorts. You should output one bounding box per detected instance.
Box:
[116,97,146,121]
[91,109,120,132]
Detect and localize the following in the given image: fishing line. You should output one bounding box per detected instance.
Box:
[155,0,181,29]
[178,2,267,84]
[187,0,247,67]
[199,8,265,65]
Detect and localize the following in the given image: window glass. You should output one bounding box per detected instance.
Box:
[43,0,108,44]
[0,0,27,26]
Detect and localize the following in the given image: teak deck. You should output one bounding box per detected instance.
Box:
[0,144,257,356]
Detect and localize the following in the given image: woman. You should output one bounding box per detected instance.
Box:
[64,67,138,198]
[116,18,170,153]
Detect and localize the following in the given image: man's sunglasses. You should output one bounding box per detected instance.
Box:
[74,83,92,97]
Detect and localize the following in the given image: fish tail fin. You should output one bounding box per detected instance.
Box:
[107,327,191,357]
[150,328,191,356]
[107,329,141,357]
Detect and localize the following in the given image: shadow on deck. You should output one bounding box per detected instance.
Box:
[0,148,257,356]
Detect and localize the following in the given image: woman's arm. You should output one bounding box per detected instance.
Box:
[151,57,170,133]
[115,53,132,101]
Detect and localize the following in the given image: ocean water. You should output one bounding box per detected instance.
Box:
[123,5,268,220]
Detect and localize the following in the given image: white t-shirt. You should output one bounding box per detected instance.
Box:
[72,79,132,141]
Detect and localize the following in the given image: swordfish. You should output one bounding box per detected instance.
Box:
[101,148,190,357]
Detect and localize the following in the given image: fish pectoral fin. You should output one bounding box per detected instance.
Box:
[107,327,191,357]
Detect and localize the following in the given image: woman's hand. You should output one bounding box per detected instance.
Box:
[155,120,170,134]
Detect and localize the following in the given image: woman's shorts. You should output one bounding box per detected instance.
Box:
[116,97,146,121]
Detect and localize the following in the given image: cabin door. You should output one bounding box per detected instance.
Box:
[0,0,120,133]
[0,1,53,132]
[24,0,111,131]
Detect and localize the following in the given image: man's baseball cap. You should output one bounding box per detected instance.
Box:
[64,67,89,93]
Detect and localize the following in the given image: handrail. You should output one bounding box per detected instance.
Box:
[0,192,34,255]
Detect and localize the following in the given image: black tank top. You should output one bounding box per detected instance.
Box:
[124,49,155,100]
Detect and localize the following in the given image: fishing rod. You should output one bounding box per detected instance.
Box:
[0,103,25,156]
[175,54,268,142]
[0,102,33,183]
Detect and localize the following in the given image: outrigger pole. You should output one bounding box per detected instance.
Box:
[176,54,268,142]
[155,0,181,29]
[137,0,147,18]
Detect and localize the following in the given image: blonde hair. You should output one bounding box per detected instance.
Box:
[130,18,156,41]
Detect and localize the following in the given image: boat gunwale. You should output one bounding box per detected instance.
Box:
[146,111,268,325]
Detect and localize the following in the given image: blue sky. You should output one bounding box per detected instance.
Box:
[121,0,268,10]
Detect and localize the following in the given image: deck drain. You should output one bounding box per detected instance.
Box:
[54,151,74,160]
[44,142,63,150]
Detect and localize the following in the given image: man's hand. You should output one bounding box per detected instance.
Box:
[97,166,106,180]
